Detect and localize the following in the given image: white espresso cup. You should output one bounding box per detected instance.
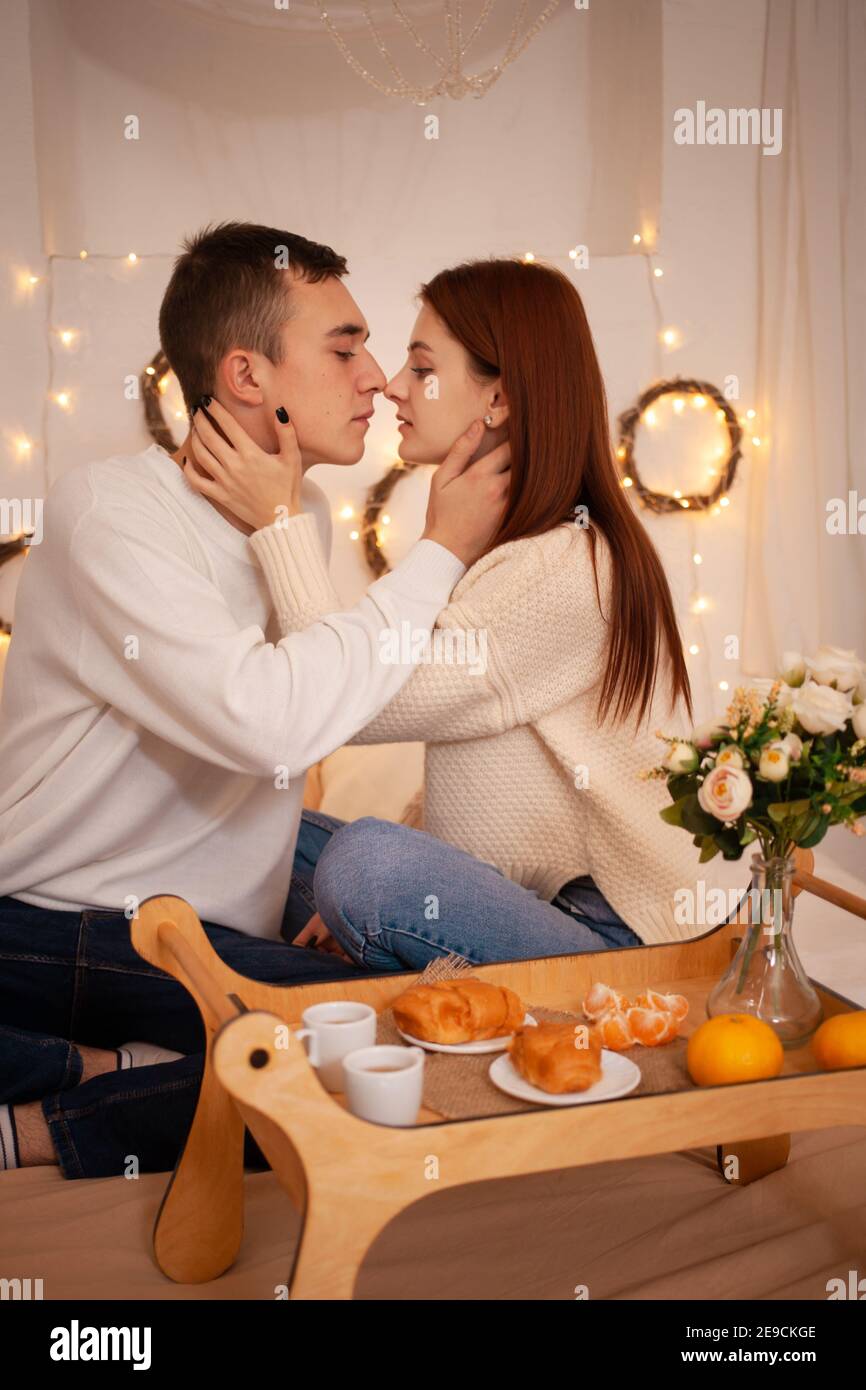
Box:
[295,1001,377,1092]
[342,1045,425,1126]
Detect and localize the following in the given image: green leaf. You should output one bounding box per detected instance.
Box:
[739,826,758,846]
[667,772,696,802]
[659,801,685,828]
[797,815,830,849]
[768,798,811,824]
[679,794,719,836]
[699,836,721,863]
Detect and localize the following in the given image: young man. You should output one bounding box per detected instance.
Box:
[0,222,509,1177]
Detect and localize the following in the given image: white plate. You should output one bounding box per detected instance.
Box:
[396,1012,537,1054]
[488,1048,641,1105]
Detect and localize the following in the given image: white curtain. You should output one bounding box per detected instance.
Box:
[743,0,866,669]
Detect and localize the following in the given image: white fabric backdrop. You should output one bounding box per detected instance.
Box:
[3,0,863,724]
[743,0,866,664]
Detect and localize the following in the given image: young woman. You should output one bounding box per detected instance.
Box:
[186,258,747,970]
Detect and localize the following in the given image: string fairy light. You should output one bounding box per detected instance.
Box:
[4,238,764,687]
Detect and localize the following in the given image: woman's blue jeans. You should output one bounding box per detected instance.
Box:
[311,816,641,971]
[0,812,639,1178]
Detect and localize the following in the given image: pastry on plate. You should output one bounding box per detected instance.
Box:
[392,979,525,1045]
[508,1020,603,1094]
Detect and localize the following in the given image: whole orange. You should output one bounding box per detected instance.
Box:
[812,1012,866,1071]
[687,1013,783,1086]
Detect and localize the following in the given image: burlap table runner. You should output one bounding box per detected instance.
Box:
[375,957,695,1119]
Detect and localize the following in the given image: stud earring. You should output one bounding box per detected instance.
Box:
[483,414,494,426]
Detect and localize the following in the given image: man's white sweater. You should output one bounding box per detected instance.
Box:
[254,518,750,946]
[0,443,465,935]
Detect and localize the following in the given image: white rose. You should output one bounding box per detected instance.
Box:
[663,741,699,774]
[749,678,793,708]
[698,765,753,822]
[759,744,790,782]
[781,651,806,687]
[791,680,854,735]
[853,702,866,739]
[805,645,863,692]
[715,744,746,769]
[691,718,726,750]
[781,732,803,761]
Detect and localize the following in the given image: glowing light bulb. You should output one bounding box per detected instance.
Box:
[720,496,730,507]
[692,394,707,410]
[568,247,578,261]
[680,498,690,508]
[752,435,762,447]
[58,329,76,346]
[653,267,663,278]
[616,445,627,460]
[693,553,702,564]
[79,250,88,260]
[339,505,354,520]
[127,252,138,263]
[688,644,700,655]
[349,530,359,541]
[523,252,535,263]
[660,327,678,348]
[693,597,708,612]
[673,489,682,499]
[15,436,32,457]
[632,233,642,245]
[719,680,729,692]
[145,365,156,376]
[382,514,391,526]
[54,391,71,409]
[28,274,39,286]
[746,408,756,420]
[716,408,725,422]
[622,476,633,488]
[644,409,657,428]
[672,397,685,414]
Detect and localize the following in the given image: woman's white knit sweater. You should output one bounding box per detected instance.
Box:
[252,515,749,945]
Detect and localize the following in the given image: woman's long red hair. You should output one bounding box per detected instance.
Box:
[420,258,692,727]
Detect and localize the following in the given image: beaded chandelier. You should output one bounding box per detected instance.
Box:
[314,1,561,104]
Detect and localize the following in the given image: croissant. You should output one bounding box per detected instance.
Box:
[392,979,524,1044]
[509,1021,603,1094]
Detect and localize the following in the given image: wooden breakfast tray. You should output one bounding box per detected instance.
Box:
[130,882,866,1300]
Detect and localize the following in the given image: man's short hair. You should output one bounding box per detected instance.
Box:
[159,222,348,414]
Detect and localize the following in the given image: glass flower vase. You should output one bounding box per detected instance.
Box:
[706,852,823,1046]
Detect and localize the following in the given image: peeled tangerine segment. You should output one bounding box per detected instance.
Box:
[597,1010,634,1051]
[584,982,630,1020]
[628,1007,680,1046]
[582,981,689,1049]
[635,988,689,1021]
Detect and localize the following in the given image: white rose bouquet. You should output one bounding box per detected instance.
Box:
[644,646,866,862]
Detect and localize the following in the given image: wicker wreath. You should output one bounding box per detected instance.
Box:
[142,349,179,452]
[360,459,426,578]
[616,376,742,514]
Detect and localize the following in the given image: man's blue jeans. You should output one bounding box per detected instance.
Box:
[0,811,364,1178]
[0,812,639,1178]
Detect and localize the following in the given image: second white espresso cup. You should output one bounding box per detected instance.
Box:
[342,1044,425,1126]
[295,1001,377,1092]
